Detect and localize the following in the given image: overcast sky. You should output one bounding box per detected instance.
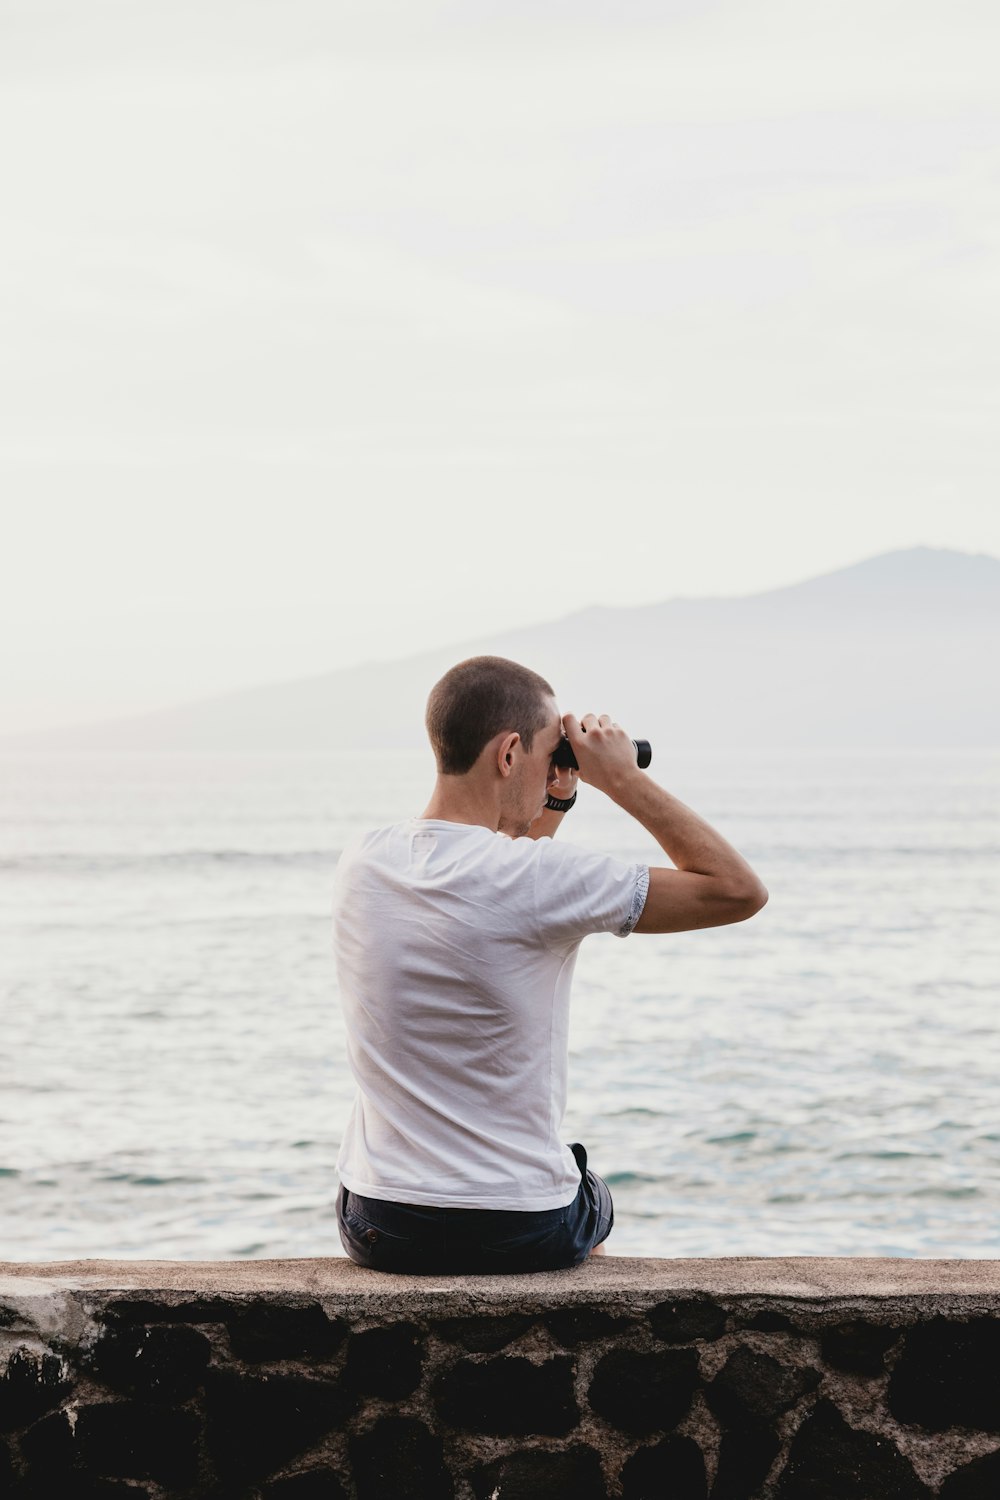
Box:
[3,0,998,734]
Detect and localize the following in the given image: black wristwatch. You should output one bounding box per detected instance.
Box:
[545,790,577,813]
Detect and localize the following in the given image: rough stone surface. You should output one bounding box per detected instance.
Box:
[938,1445,1000,1500]
[775,1398,934,1499]
[204,1367,353,1482]
[888,1317,1000,1432]
[819,1317,900,1374]
[104,1295,246,1324]
[588,1347,699,1435]
[18,1407,77,1476]
[89,1321,211,1401]
[711,1422,782,1500]
[433,1312,534,1352]
[736,1310,796,1334]
[648,1296,728,1343]
[227,1300,348,1362]
[2,1257,1000,1497]
[260,1465,350,1498]
[5,1252,1000,1297]
[544,1304,634,1346]
[620,1434,708,1499]
[469,1444,607,1500]
[350,1415,453,1500]
[344,1321,423,1398]
[707,1347,822,1426]
[434,1354,578,1435]
[25,1480,152,1500]
[0,1347,68,1431]
[75,1399,201,1486]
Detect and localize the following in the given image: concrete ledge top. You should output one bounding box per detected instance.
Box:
[2,1256,1000,1304]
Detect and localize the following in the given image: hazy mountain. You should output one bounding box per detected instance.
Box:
[6,547,999,752]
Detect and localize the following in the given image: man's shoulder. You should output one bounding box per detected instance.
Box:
[336,823,620,878]
[336,819,500,867]
[334,823,396,873]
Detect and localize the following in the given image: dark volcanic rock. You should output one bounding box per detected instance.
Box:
[433,1355,578,1436]
[75,1400,201,1487]
[92,1485,153,1499]
[706,1348,820,1499]
[228,1301,347,1362]
[544,1306,634,1346]
[350,1415,453,1500]
[470,1444,607,1500]
[888,1318,1000,1432]
[89,1322,211,1401]
[261,1468,349,1499]
[433,1313,534,1352]
[775,1399,933,1499]
[19,1407,77,1476]
[707,1347,821,1426]
[104,1296,244,1324]
[588,1348,698,1436]
[31,1481,152,1499]
[345,1322,423,1399]
[0,1347,69,1431]
[21,1403,155,1500]
[735,1310,796,1334]
[820,1319,900,1375]
[711,1423,781,1500]
[939,1446,1000,1500]
[649,1298,728,1343]
[621,1434,707,1499]
[204,1367,352,1482]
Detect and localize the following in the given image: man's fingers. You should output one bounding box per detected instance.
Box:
[561,710,635,792]
[565,712,622,741]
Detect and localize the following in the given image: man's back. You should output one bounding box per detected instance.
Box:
[332,655,765,1274]
[333,816,648,1211]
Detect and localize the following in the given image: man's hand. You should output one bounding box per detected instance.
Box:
[563,713,769,929]
[562,713,640,796]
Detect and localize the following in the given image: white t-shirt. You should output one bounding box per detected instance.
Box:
[333,818,650,1210]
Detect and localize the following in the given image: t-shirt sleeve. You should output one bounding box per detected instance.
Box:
[530,837,650,947]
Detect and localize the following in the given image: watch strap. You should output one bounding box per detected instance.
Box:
[545,790,578,813]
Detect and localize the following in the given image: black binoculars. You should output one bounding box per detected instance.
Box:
[553,735,652,772]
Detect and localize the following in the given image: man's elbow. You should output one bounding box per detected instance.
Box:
[733,881,769,919]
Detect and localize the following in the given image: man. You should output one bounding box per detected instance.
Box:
[333,655,767,1273]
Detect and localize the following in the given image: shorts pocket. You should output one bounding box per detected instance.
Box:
[476,1209,573,1270]
[338,1191,417,1270]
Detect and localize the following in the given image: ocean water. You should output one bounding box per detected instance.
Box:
[1,747,998,1263]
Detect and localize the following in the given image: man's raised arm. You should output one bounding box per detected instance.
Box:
[564,713,768,934]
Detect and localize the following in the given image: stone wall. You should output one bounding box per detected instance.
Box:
[2,1257,999,1499]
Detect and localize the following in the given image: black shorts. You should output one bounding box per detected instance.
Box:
[337,1142,614,1275]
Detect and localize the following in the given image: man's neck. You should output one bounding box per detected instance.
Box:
[420,776,500,832]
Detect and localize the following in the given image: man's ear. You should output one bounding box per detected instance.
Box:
[497,732,520,777]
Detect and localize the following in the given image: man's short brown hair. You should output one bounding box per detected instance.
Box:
[425,656,556,775]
